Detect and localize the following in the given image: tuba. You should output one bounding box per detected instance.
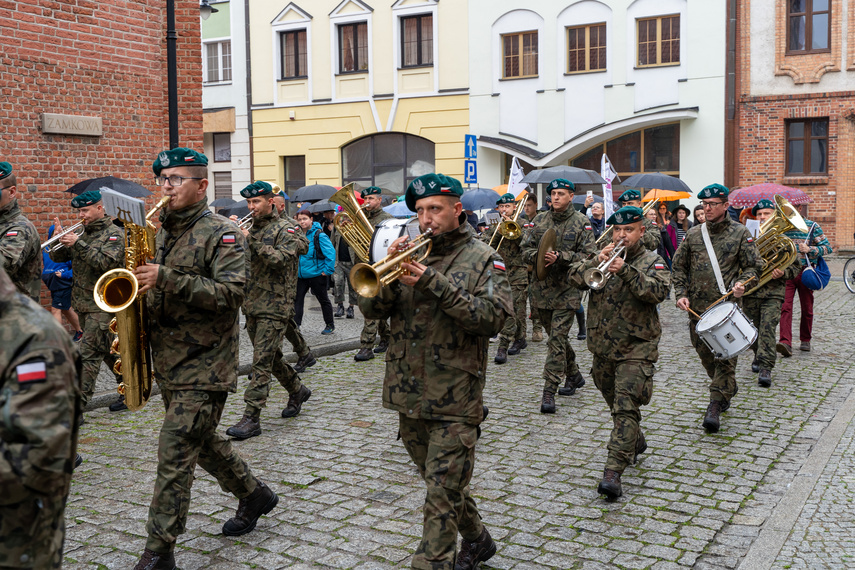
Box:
[93,195,170,411]
[329,183,374,262]
[744,195,808,296]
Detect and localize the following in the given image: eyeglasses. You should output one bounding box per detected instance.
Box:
[701,201,726,208]
[155,175,204,187]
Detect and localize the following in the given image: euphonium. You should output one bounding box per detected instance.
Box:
[349,229,433,297]
[584,239,627,290]
[489,198,526,248]
[744,195,808,296]
[93,195,170,411]
[329,183,374,262]
[596,197,660,246]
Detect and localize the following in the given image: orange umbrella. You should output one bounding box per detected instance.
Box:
[493,184,528,200]
[642,188,691,202]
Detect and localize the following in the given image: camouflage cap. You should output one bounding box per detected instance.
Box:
[618,188,641,203]
[71,189,102,208]
[548,178,575,192]
[751,198,775,216]
[240,180,274,198]
[152,148,208,175]
[606,206,644,226]
[496,192,515,205]
[405,173,463,211]
[0,161,11,180]
[698,183,729,200]
[360,186,382,199]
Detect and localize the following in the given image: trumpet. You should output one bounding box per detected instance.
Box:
[350,229,433,298]
[584,240,627,289]
[237,213,253,230]
[42,222,85,252]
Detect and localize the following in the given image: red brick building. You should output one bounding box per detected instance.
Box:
[0,0,204,261]
[728,0,855,251]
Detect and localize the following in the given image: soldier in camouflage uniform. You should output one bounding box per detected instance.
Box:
[132,149,278,570]
[226,181,312,440]
[0,162,42,302]
[50,189,126,410]
[481,193,528,364]
[568,206,670,499]
[522,179,597,414]
[354,186,393,361]
[742,199,801,388]
[616,188,661,252]
[672,184,762,433]
[0,265,82,569]
[359,173,512,570]
[522,194,544,342]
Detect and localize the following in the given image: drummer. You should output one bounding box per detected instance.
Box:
[671,184,761,433]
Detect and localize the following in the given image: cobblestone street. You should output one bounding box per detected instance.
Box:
[66,280,855,569]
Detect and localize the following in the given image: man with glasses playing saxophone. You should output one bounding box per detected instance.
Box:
[568,206,670,499]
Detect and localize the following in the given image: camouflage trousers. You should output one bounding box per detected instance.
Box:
[0,493,68,569]
[243,316,303,418]
[284,317,309,359]
[743,296,783,370]
[334,260,357,306]
[78,311,119,406]
[361,317,390,349]
[688,321,737,404]
[398,415,482,570]
[535,308,580,394]
[498,268,528,349]
[591,356,654,473]
[145,388,256,553]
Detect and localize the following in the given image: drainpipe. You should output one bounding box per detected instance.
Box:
[167,0,179,149]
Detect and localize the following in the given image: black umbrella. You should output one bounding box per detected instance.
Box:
[460,188,500,211]
[210,197,237,208]
[572,194,604,205]
[291,184,337,203]
[304,199,337,213]
[219,200,249,218]
[522,166,607,185]
[621,173,691,194]
[66,176,151,198]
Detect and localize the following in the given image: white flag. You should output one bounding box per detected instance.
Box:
[600,154,618,220]
[507,157,528,198]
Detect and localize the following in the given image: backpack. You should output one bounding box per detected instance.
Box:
[313,230,326,261]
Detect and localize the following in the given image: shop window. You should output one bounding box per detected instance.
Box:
[571,124,680,178]
[342,133,435,194]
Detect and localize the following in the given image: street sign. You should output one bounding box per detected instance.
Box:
[465,134,477,159]
[464,160,478,184]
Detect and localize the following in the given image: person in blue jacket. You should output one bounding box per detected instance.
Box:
[41,224,83,340]
[294,209,336,334]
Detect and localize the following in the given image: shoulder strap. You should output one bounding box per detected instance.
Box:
[159,211,212,263]
[700,222,726,295]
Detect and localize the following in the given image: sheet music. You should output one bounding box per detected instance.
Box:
[100,188,146,226]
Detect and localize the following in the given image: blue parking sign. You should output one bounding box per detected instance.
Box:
[465,135,477,159]
[464,160,477,184]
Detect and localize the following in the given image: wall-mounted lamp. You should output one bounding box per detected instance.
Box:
[200,0,219,21]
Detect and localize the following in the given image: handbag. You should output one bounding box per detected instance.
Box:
[801,223,831,290]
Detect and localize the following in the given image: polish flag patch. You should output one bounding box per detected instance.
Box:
[746,237,754,242]
[287,227,296,233]
[5,231,18,237]
[654,263,666,270]
[16,361,47,384]
[222,234,236,244]
[108,236,119,241]
[585,225,593,231]
[493,260,506,271]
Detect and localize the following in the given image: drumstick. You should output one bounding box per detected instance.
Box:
[685,307,701,319]
[706,276,757,310]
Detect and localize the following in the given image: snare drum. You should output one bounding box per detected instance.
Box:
[369,218,420,263]
[695,302,758,360]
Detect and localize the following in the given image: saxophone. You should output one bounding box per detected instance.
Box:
[93,196,170,411]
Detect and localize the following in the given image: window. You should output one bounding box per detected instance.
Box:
[567,23,606,73]
[571,124,681,178]
[342,133,435,194]
[788,0,830,52]
[205,41,232,83]
[281,30,308,79]
[502,31,538,79]
[786,119,828,174]
[283,156,306,195]
[213,133,231,162]
[637,15,680,67]
[401,14,433,67]
[213,172,232,200]
[339,22,368,73]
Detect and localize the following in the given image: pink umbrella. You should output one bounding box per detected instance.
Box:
[729,183,813,208]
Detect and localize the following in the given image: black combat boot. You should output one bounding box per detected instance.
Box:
[334,303,345,318]
[454,527,497,570]
[597,469,622,499]
[346,305,355,319]
[758,369,772,388]
[558,371,585,396]
[134,548,177,570]
[109,394,128,412]
[373,339,389,354]
[293,351,317,373]
[494,347,508,364]
[634,432,648,464]
[540,390,556,414]
[75,454,83,469]
[507,338,527,355]
[225,415,261,439]
[751,356,760,373]
[703,400,722,433]
[281,385,312,418]
[576,307,586,340]
[222,481,279,536]
[354,347,374,361]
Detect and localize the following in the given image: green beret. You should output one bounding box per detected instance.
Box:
[698,183,729,200]
[548,178,575,192]
[240,180,273,198]
[606,206,644,226]
[618,188,641,203]
[405,173,463,211]
[71,189,102,208]
[152,147,208,175]
[496,193,515,205]
[0,161,11,180]
[360,186,382,199]
[751,199,775,216]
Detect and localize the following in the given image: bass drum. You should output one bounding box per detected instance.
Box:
[369,217,421,263]
[695,302,758,360]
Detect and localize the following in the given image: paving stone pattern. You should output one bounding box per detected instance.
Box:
[66,282,855,569]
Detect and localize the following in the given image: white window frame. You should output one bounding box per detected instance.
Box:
[271,5,313,106]
[203,37,233,84]
[392,1,439,95]
[329,2,373,102]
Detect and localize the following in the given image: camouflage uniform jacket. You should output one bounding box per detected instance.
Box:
[672,217,762,316]
[479,226,526,269]
[147,199,246,392]
[642,218,661,251]
[0,268,81,566]
[242,209,307,320]
[0,200,42,301]
[569,242,670,361]
[366,207,393,229]
[358,223,513,425]
[522,207,597,310]
[50,216,124,313]
[744,254,801,300]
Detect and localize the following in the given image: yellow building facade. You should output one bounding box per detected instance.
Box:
[249,0,470,195]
